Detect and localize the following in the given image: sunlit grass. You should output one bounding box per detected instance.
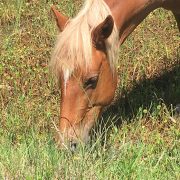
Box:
[0,0,179,179]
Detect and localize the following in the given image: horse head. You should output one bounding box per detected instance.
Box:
[51,2,119,150]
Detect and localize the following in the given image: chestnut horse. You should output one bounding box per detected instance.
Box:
[50,0,180,150]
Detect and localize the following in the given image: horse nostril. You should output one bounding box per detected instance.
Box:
[70,142,78,152]
[175,104,180,115]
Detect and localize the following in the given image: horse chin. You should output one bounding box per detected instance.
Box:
[55,106,102,151]
[55,126,90,152]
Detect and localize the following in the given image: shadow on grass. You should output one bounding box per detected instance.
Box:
[101,56,180,128]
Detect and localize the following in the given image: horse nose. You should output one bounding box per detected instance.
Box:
[70,141,78,152]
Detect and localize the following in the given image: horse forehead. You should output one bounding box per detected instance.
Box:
[91,48,105,67]
[74,48,105,75]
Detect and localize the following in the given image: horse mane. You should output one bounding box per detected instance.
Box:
[50,0,119,83]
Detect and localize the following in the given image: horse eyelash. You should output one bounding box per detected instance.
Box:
[83,76,99,89]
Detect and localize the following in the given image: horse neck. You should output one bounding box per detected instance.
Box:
[104,0,164,44]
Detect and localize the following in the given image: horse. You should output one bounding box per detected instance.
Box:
[50,0,180,150]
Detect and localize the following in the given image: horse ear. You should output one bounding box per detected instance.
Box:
[92,15,114,50]
[51,5,69,32]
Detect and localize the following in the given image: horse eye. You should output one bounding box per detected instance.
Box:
[83,76,98,89]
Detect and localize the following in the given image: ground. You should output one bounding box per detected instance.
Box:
[0,0,179,179]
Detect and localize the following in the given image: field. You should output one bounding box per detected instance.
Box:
[0,0,179,179]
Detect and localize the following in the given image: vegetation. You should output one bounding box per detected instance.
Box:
[0,0,179,179]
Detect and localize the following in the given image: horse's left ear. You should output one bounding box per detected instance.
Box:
[92,15,114,50]
[51,5,69,32]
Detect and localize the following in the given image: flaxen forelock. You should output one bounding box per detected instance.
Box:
[50,0,119,83]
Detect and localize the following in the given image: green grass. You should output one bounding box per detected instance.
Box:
[0,0,179,179]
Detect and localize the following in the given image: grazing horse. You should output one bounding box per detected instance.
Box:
[50,0,180,150]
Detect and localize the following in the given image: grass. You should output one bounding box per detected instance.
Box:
[0,0,179,179]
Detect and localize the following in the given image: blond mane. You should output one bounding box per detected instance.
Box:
[50,0,119,82]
